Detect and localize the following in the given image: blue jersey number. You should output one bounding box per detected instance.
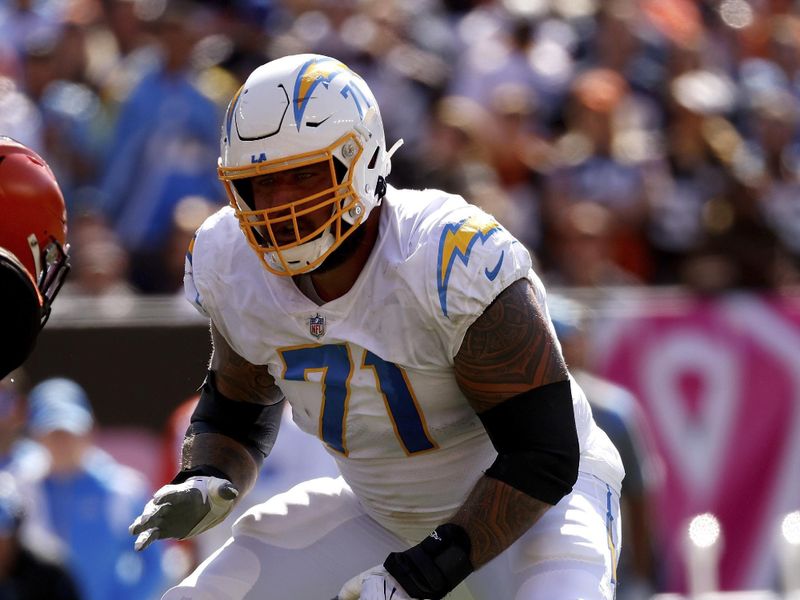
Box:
[279,344,436,456]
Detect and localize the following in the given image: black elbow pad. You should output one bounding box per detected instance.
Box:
[187,371,284,466]
[478,379,579,505]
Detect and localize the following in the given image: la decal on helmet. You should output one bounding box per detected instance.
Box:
[217,54,401,276]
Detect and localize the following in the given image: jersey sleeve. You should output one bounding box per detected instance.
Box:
[427,204,534,358]
[184,230,210,318]
[180,206,258,360]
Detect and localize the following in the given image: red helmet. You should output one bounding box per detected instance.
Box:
[0,136,69,322]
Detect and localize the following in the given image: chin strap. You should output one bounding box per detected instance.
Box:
[375,139,403,202]
[375,176,387,200]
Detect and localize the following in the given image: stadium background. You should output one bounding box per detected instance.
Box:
[4,0,800,597]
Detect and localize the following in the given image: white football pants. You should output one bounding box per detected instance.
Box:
[162,471,621,600]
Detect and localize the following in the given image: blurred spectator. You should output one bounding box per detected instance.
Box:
[735,85,800,268]
[544,201,641,288]
[645,68,739,283]
[586,0,673,99]
[0,472,81,600]
[0,38,22,82]
[764,15,800,96]
[98,0,224,293]
[679,174,799,292]
[481,83,549,251]
[60,213,135,298]
[19,27,112,212]
[93,0,161,107]
[448,9,573,126]
[26,377,168,600]
[198,1,273,84]
[0,76,44,152]
[18,30,60,104]
[0,0,66,58]
[416,95,495,198]
[0,371,62,565]
[549,294,664,600]
[544,68,656,280]
[0,371,47,481]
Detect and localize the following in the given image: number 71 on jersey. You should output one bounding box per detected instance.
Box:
[278,343,437,456]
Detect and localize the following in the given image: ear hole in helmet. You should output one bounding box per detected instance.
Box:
[233,180,255,209]
[332,156,348,185]
[367,147,380,170]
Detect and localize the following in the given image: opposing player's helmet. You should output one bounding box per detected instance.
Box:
[0,137,69,324]
[218,54,398,276]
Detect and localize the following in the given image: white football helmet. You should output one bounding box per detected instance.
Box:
[218,54,398,276]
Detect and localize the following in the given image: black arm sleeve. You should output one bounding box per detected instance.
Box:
[186,371,284,468]
[478,379,580,505]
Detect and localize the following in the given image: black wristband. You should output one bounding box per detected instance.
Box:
[170,465,232,485]
[384,523,473,600]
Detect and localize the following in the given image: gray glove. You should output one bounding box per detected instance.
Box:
[129,476,238,551]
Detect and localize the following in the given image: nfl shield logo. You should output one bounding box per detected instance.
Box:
[309,313,326,339]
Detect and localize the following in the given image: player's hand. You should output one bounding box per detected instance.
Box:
[129,476,238,551]
[336,565,416,600]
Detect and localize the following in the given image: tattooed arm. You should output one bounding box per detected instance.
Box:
[449,277,570,569]
[179,322,285,496]
[129,324,285,551]
[378,278,574,598]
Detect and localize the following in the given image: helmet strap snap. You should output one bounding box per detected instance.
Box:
[375,176,387,200]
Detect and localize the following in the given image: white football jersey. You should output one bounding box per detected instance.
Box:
[185,186,623,541]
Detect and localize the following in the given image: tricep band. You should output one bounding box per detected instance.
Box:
[478,379,580,505]
[187,371,283,467]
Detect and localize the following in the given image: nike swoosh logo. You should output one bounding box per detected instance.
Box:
[305,114,331,128]
[484,251,504,281]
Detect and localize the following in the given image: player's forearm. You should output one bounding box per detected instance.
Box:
[381,475,554,599]
[449,475,551,569]
[178,365,284,496]
[180,431,260,496]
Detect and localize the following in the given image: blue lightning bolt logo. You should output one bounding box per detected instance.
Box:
[293,57,352,130]
[437,215,502,317]
[224,85,244,144]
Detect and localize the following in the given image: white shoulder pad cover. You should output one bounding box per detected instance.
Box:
[424,203,534,358]
[183,206,239,320]
[184,232,210,318]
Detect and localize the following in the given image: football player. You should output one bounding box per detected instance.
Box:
[130,54,625,600]
[0,138,69,379]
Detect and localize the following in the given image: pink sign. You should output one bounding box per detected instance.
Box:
[594,293,800,591]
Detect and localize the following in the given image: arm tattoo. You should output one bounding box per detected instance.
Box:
[177,323,282,494]
[181,431,260,495]
[450,478,551,569]
[450,278,570,567]
[210,323,282,405]
[455,277,568,412]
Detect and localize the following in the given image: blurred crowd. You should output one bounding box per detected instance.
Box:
[0,372,169,599]
[5,0,800,597]
[2,0,800,295]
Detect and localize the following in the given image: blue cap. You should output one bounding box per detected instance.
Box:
[28,377,94,436]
